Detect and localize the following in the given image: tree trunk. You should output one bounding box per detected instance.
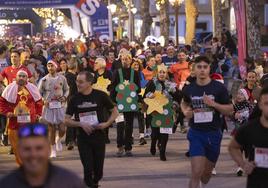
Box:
[159,1,170,46]
[211,0,223,39]
[245,0,262,59]
[140,0,153,42]
[185,0,198,45]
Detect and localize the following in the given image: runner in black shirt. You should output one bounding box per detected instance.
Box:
[181,56,233,188]
[64,71,118,188]
[229,87,268,188]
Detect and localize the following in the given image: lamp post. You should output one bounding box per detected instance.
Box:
[130,7,137,42]
[169,0,184,47]
[107,1,117,40]
[122,0,137,42]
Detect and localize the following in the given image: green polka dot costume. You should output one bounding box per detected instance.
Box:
[151,102,174,128]
[115,69,139,112]
[151,79,175,128]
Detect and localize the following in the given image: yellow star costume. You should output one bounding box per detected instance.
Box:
[92,76,111,94]
[144,91,169,114]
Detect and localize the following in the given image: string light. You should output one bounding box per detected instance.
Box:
[33,8,65,35]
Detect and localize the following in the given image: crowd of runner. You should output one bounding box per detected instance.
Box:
[0,31,268,188]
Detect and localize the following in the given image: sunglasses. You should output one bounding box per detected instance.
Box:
[18,123,48,138]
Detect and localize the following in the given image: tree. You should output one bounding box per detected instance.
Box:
[245,0,262,58]
[140,0,153,42]
[157,0,170,46]
[185,0,198,45]
[211,0,223,39]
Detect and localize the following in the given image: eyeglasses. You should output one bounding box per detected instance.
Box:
[18,123,48,138]
[196,64,209,69]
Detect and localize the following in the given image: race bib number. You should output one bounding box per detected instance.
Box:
[194,111,213,123]
[160,128,173,134]
[79,111,99,126]
[255,147,268,168]
[17,114,31,123]
[49,101,62,109]
[115,113,124,123]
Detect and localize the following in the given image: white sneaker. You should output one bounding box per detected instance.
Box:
[144,129,151,138]
[236,167,243,176]
[212,168,217,175]
[56,137,63,152]
[50,145,57,158]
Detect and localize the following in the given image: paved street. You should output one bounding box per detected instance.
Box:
[0,127,246,188]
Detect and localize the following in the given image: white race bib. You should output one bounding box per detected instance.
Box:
[115,113,124,123]
[160,128,173,134]
[79,111,99,126]
[17,114,31,123]
[255,147,268,168]
[194,111,213,123]
[49,101,62,109]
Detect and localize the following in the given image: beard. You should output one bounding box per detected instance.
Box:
[17,80,26,86]
[23,60,30,65]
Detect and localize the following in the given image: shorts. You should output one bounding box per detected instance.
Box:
[187,128,222,163]
[42,107,65,125]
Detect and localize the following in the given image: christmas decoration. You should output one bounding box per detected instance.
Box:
[92,76,111,94]
[116,69,138,112]
[151,101,174,128]
[144,91,169,114]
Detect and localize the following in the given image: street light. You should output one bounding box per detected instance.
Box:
[57,15,64,22]
[169,0,184,46]
[122,0,136,42]
[45,18,52,24]
[131,7,137,14]
[156,4,160,11]
[108,4,117,14]
[108,1,117,40]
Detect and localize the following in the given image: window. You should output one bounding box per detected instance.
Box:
[198,0,208,4]
[265,4,268,26]
[196,22,208,32]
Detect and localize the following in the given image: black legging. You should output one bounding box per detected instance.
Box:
[116,112,135,151]
[136,112,145,135]
[151,127,169,154]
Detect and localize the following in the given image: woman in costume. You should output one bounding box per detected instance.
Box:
[144,64,177,161]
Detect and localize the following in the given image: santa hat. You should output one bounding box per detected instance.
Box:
[211,73,224,84]
[17,70,28,77]
[239,88,250,100]
[47,60,58,68]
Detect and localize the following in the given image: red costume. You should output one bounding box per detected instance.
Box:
[0,88,43,129]
[0,84,42,165]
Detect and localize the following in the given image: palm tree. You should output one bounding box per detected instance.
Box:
[157,0,170,46]
[185,0,198,45]
[211,0,223,39]
[140,0,153,42]
[246,0,262,58]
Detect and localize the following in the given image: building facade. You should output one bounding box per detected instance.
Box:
[116,0,213,44]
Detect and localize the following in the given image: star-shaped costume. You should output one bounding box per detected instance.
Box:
[92,76,111,94]
[144,91,169,114]
[123,80,130,86]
